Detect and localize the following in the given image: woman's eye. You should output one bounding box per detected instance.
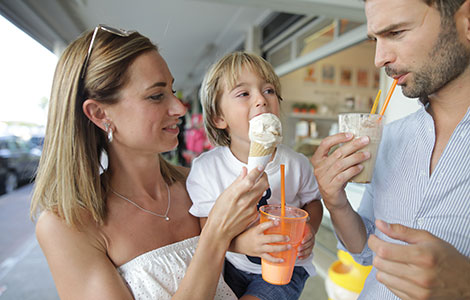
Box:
[149,94,164,101]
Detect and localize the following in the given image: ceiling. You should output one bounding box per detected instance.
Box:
[0,0,366,95]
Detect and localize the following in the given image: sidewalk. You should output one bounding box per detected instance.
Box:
[0,236,58,300]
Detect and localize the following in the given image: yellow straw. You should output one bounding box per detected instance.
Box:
[370,89,382,114]
[379,79,398,116]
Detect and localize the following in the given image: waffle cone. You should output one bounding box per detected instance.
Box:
[249,141,275,157]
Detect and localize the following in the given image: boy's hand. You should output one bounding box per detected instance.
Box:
[297,224,315,260]
[231,221,290,263]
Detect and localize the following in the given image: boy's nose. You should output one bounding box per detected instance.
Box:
[254,92,268,107]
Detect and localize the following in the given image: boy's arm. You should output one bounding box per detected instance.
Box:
[200,216,288,263]
[199,217,208,229]
[227,220,290,263]
[297,200,323,259]
[303,199,323,235]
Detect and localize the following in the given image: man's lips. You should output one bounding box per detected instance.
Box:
[393,73,408,85]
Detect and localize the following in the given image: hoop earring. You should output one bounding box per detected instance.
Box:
[104,123,113,143]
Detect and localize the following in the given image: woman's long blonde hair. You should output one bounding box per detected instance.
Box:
[31,27,184,228]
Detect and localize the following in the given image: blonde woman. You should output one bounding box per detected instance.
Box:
[31,25,268,300]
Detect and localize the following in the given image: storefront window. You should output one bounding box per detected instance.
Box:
[297,18,364,57]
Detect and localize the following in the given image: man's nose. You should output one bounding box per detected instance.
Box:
[374,40,395,68]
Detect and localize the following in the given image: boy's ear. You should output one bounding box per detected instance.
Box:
[213,115,228,129]
[82,99,108,131]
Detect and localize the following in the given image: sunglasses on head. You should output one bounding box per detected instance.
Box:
[80,24,136,80]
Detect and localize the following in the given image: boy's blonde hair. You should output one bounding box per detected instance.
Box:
[31,28,184,228]
[200,52,282,147]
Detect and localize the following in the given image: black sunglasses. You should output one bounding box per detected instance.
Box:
[79,24,136,80]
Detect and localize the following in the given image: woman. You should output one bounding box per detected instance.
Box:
[30,25,268,299]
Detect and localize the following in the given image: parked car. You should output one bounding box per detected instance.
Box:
[0,158,7,195]
[0,135,41,194]
[28,135,45,150]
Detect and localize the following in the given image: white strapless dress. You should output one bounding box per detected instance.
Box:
[117,236,237,300]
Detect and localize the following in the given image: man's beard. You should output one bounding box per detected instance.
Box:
[386,20,470,100]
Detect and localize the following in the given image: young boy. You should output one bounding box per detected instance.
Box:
[187,52,323,300]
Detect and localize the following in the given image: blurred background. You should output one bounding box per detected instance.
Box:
[0,0,421,299]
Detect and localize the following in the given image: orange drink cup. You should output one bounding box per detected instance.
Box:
[338,113,384,183]
[259,204,309,285]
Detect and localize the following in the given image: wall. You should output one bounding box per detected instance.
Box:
[280,40,378,115]
[278,40,378,148]
[278,39,420,150]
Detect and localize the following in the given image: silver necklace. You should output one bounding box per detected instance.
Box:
[111,183,171,221]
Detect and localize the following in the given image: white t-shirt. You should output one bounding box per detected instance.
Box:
[187,144,321,275]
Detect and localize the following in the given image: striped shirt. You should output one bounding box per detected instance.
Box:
[341,103,470,299]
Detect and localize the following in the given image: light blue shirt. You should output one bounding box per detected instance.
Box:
[340,103,470,299]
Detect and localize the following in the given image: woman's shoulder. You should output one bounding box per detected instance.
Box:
[36,210,106,254]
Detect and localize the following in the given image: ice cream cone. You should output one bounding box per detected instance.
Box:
[249,141,276,157]
[247,142,276,171]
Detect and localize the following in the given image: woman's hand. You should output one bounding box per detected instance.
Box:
[205,166,269,244]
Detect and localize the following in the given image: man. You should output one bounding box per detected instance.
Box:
[311,0,470,299]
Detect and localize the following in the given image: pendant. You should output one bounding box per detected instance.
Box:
[165,216,170,221]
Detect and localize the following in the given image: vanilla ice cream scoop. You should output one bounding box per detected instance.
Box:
[247,113,282,172]
[249,113,282,149]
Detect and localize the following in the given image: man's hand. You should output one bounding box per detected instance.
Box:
[310,132,369,211]
[368,219,470,300]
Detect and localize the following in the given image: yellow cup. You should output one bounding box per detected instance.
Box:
[259,204,308,285]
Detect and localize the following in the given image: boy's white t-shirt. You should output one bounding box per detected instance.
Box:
[186,144,321,276]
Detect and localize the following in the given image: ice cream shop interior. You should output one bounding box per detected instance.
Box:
[1,1,423,299]
[179,16,418,166]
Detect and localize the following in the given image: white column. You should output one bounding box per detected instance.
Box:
[244,26,262,55]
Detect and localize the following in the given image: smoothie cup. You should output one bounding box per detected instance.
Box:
[338,113,384,183]
[259,204,309,285]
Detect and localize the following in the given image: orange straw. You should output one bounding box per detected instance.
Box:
[379,79,398,116]
[280,164,286,217]
[370,89,382,114]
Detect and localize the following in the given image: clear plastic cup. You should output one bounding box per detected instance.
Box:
[259,204,308,285]
[338,113,384,183]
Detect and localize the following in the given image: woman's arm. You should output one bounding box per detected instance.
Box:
[173,166,269,299]
[36,211,133,300]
